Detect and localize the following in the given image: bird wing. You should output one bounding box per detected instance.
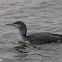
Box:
[28,32,61,44]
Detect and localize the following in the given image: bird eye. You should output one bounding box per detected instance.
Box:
[16,23,19,24]
[16,23,18,24]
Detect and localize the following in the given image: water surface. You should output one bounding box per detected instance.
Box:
[0,0,62,62]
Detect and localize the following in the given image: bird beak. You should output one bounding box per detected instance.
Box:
[7,23,19,28]
[7,23,14,26]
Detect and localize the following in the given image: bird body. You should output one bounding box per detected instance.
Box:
[27,32,61,44]
[7,21,62,44]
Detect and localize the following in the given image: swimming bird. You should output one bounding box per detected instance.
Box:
[7,21,62,44]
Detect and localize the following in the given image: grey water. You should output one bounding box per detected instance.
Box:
[0,0,62,62]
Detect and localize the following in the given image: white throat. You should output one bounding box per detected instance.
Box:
[18,35,29,43]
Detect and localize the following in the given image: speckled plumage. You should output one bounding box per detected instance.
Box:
[7,21,62,44]
[27,32,62,44]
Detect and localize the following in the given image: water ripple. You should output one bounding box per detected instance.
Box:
[0,0,62,62]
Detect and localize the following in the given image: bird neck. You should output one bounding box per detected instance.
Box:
[19,23,27,37]
[18,29,29,43]
[19,29,27,37]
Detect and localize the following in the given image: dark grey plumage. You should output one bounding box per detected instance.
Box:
[7,21,62,44]
[28,32,61,44]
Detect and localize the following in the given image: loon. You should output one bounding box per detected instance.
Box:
[7,21,62,44]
